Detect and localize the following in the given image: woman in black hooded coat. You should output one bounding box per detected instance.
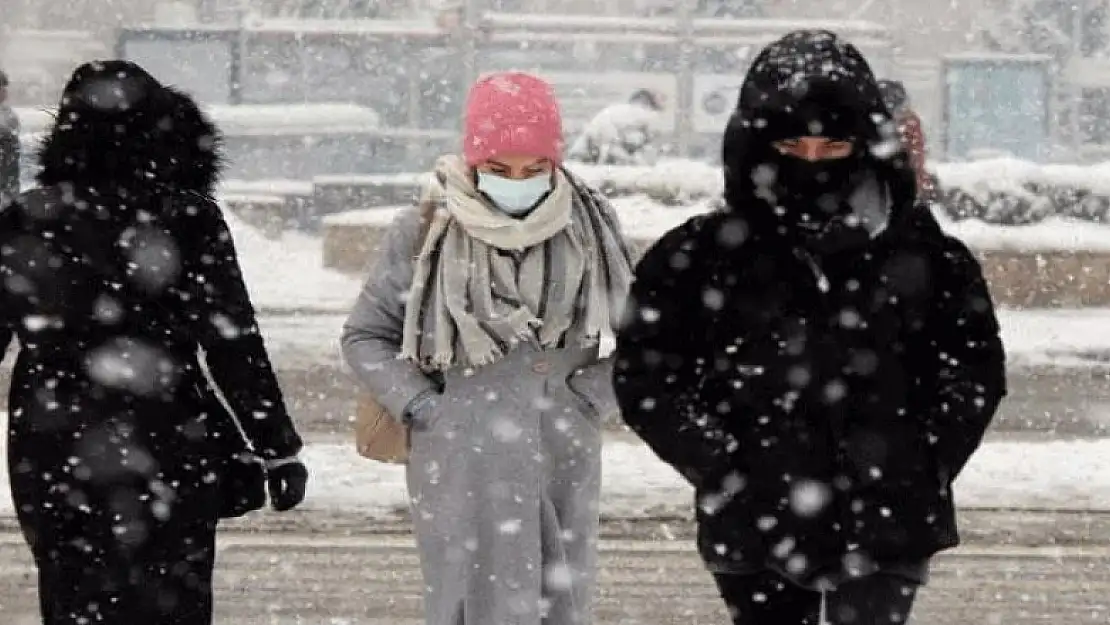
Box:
[0,61,308,625]
[613,31,1006,624]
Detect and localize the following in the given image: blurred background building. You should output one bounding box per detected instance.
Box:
[0,0,1105,167]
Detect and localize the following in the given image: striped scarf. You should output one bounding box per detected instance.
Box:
[400,155,633,371]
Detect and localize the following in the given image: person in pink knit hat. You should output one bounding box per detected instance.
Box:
[342,71,634,625]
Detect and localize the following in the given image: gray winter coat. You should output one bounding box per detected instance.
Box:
[341,206,619,625]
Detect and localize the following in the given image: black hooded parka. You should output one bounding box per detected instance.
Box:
[0,61,302,625]
[613,32,1006,585]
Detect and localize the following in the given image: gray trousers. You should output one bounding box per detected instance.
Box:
[406,348,604,625]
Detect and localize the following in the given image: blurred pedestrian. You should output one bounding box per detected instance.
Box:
[0,60,308,625]
[878,79,935,200]
[568,88,666,165]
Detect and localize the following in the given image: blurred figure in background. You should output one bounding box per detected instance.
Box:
[568,88,666,165]
[0,69,20,208]
[0,60,308,625]
[878,79,936,201]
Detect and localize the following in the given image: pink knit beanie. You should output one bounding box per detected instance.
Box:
[463,71,564,166]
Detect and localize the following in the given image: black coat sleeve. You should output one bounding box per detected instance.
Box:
[612,219,740,490]
[921,238,1006,480]
[181,203,303,460]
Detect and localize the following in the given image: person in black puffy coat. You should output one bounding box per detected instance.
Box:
[0,60,308,625]
[612,31,1006,625]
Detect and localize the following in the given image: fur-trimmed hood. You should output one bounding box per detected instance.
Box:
[37,60,222,197]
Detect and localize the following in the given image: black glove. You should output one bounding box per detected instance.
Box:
[265,458,308,512]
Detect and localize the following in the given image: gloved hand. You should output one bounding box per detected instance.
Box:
[403,389,442,431]
[265,457,308,512]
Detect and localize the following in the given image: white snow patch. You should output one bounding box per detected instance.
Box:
[313,172,429,187]
[298,437,1110,514]
[1,410,1110,517]
[220,179,315,198]
[0,436,1073,521]
[322,206,406,227]
[570,158,722,199]
[205,104,380,136]
[941,217,1110,252]
[223,211,360,312]
[608,196,714,241]
[999,309,1110,367]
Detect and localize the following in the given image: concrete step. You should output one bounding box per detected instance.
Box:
[267,361,1110,437]
[0,318,1106,435]
[324,218,1110,307]
[0,358,1104,436]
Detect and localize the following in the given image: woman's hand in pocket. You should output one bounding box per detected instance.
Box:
[404,390,443,432]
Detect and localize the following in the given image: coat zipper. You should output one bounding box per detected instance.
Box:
[796,248,831,294]
[794,247,851,545]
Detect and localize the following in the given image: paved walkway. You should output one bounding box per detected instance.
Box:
[2,531,1107,624]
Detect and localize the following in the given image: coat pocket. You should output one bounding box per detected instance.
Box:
[565,374,604,424]
[409,391,450,434]
[843,424,956,561]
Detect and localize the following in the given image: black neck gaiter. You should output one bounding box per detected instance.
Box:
[761,150,879,255]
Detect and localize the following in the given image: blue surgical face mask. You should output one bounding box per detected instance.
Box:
[476,172,553,216]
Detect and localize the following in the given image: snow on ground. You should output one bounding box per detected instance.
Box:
[998,309,1110,368]
[224,210,360,313]
[573,158,722,202]
[237,436,1110,514]
[296,438,1110,515]
[2,414,1103,518]
[256,314,347,368]
[609,195,714,240]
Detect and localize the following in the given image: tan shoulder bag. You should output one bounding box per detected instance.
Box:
[354,200,437,464]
